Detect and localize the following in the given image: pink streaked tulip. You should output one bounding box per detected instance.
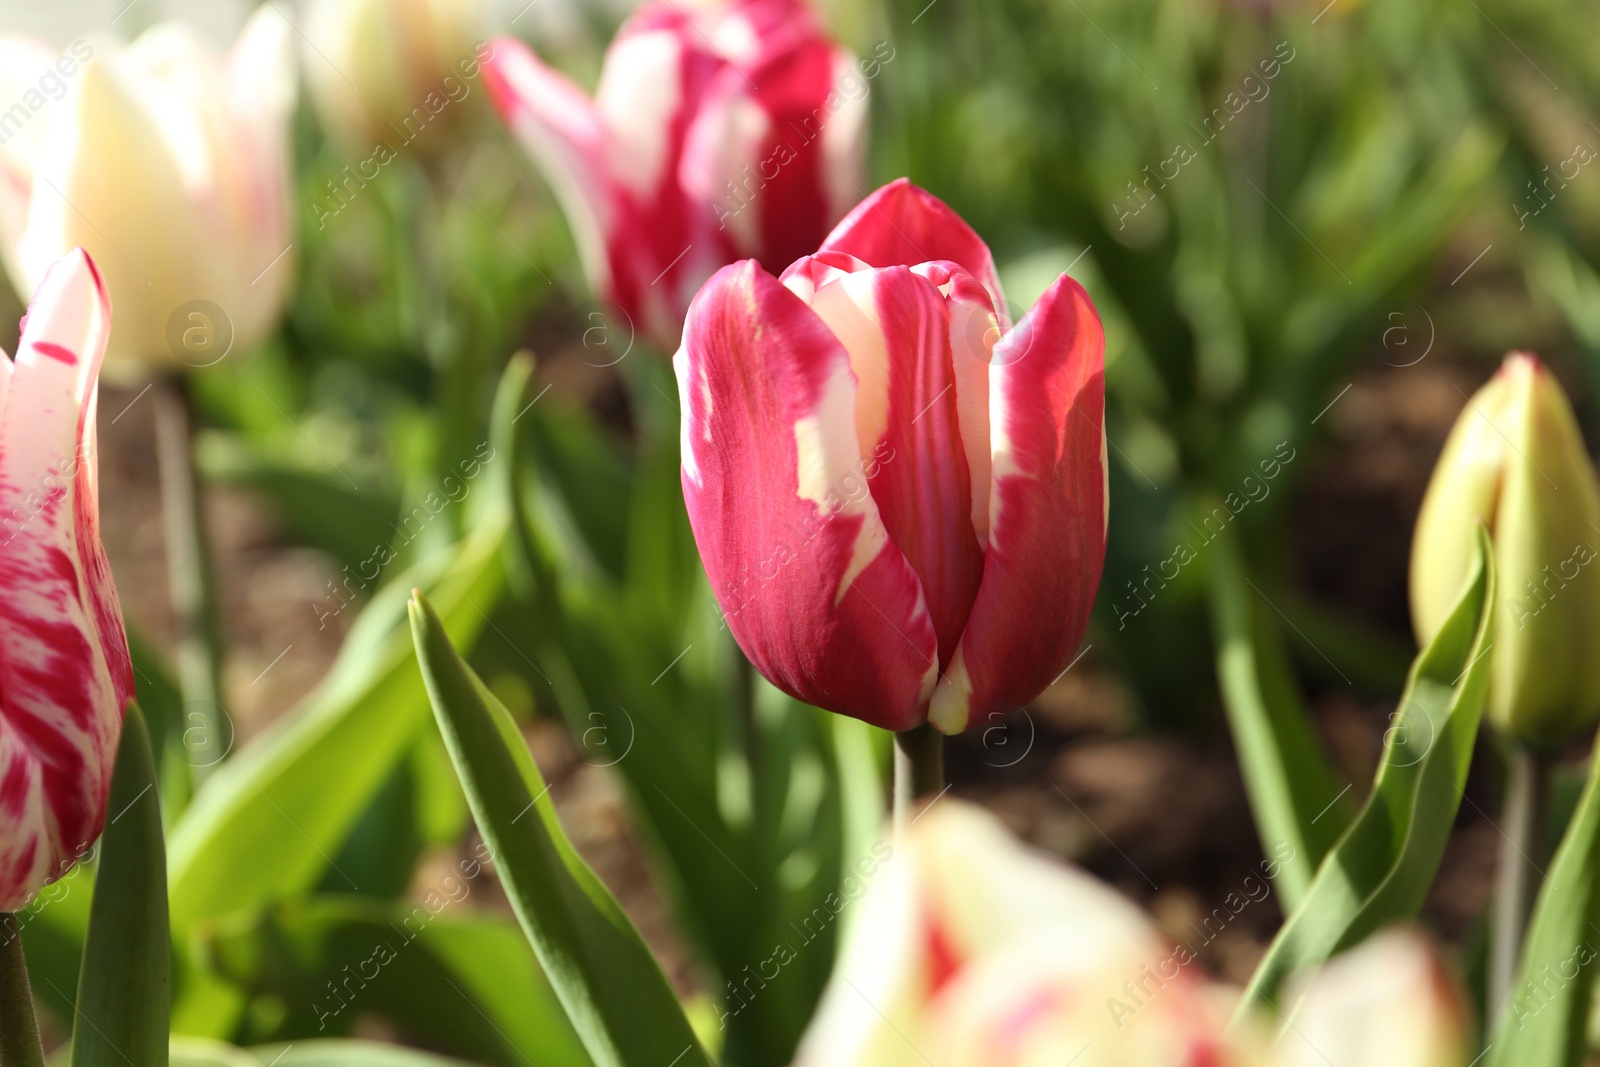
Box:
[483,0,870,350]
[675,179,1106,734]
[0,249,134,911]
[791,801,1251,1067]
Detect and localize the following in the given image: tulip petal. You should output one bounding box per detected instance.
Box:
[800,264,983,666]
[820,178,1007,321]
[0,249,132,910]
[929,275,1106,734]
[677,260,939,731]
[482,36,618,305]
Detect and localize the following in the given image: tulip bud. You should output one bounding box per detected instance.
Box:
[1410,352,1600,748]
[0,11,296,373]
[676,179,1106,734]
[1277,930,1470,1067]
[0,249,134,911]
[483,0,869,350]
[303,0,487,149]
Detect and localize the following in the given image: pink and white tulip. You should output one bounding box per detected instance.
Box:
[0,249,134,911]
[792,801,1249,1067]
[483,0,870,350]
[793,801,1472,1067]
[0,11,295,371]
[675,179,1106,734]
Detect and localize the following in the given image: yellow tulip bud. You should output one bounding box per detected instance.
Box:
[1410,352,1600,748]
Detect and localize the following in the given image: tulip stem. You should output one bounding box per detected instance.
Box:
[0,915,45,1067]
[155,376,227,781]
[893,725,945,829]
[1490,746,1551,1019]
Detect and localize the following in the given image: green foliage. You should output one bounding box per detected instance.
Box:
[1485,736,1600,1067]
[1208,515,1350,910]
[1236,528,1496,1020]
[409,590,713,1067]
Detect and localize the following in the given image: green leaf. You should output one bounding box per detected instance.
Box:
[1207,520,1350,910]
[74,703,169,1067]
[1485,737,1600,1067]
[408,591,713,1067]
[166,511,505,928]
[204,896,591,1067]
[1235,526,1496,1021]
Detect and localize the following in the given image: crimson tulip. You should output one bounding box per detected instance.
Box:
[482,0,870,350]
[675,179,1106,734]
[0,249,133,910]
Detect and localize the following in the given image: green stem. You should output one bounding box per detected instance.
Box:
[155,376,227,779]
[893,725,945,830]
[0,915,45,1067]
[1490,746,1551,1019]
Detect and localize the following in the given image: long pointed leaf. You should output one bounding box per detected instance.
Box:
[1208,521,1350,909]
[1236,527,1495,1020]
[409,592,713,1067]
[74,704,168,1067]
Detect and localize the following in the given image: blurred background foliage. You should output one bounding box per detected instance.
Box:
[9,0,1600,1063]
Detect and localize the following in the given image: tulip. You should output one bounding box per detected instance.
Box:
[303,0,487,149]
[1276,931,1470,1067]
[483,0,871,351]
[675,179,1106,734]
[791,800,1250,1067]
[0,10,295,373]
[0,249,134,911]
[1410,352,1600,748]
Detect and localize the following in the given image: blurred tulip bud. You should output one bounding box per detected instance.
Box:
[483,0,870,350]
[1276,930,1470,1067]
[0,249,134,911]
[792,801,1253,1067]
[303,0,487,149]
[676,179,1106,734]
[1410,352,1600,748]
[0,12,296,373]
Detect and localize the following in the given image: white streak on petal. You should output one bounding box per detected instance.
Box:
[596,32,682,199]
[792,359,887,605]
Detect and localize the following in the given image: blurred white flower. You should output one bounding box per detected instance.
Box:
[0,11,296,372]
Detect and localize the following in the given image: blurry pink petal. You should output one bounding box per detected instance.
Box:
[676,260,939,730]
[930,275,1106,734]
[0,249,133,911]
[483,35,618,303]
